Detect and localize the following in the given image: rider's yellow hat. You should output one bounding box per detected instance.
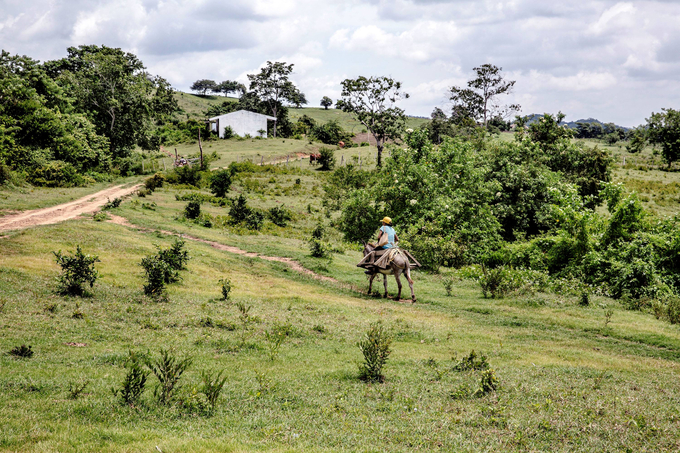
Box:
[381,216,392,225]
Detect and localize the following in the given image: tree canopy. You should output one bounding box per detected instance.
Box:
[646,108,680,167]
[247,61,304,137]
[190,79,218,96]
[320,96,333,110]
[449,64,520,127]
[336,76,409,167]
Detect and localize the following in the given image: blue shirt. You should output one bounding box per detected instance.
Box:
[380,225,396,249]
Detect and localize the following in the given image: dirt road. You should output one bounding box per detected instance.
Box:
[0,183,142,232]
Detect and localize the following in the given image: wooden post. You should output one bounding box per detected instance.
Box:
[198,128,204,168]
[163,159,166,171]
[261,156,264,166]
[175,148,178,160]
[142,161,145,172]
[286,155,289,166]
[341,155,344,166]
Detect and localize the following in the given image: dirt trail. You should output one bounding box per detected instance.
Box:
[107,214,338,283]
[0,184,142,232]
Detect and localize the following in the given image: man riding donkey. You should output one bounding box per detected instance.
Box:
[357,216,420,302]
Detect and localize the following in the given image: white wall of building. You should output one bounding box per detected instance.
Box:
[209,110,275,138]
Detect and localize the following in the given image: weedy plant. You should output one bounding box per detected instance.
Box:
[579,291,590,306]
[200,370,228,413]
[218,278,232,301]
[147,349,192,405]
[453,350,489,372]
[185,200,201,219]
[442,276,455,296]
[92,211,109,222]
[235,302,255,347]
[140,256,172,297]
[475,369,499,396]
[479,266,511,299]
[358,322,392,383]
[113,351,149,406]
[53,245,100,296]
[604,309,614,328]
[9,344,33,358]
[264,321,292,361]
[102,197,122,210]
[67,380,90,400]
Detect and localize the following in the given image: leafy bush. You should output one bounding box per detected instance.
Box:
[171,164,202,186]
[309,238,332,258]
[184,200,201,219]
[92,211,109,222]
[9,344,33,358]
[267,205,292,227]
[265,321,293,361]
[245,210,264,230]
[147,349,192,405]
[453,350,489,372]
[53,246,100,296]
[156,238,190,274]
[200,370,228,412]
[29,161,84,187]
[229,194,252,223]
[400,228,467,271]
[0,159,11,185]
[667,296,680,324]
[113,351,149,405]
[317,147,335,171]
[140,256,172,296]
[479,266,512,299]
[358,322,392,383]
[102,197,122,209]
[209,169,233,197]
[218,278,232,301]
[144,173,165,192]
[476,369,499,395]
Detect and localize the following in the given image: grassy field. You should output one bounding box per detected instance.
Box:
[2,138,680,452]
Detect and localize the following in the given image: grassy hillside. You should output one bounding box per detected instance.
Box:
[172,92,429,131]
[2,138,680,452]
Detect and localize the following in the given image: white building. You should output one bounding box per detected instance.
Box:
[209,110,276,138]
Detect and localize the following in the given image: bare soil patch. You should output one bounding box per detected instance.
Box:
[0,184,142,232]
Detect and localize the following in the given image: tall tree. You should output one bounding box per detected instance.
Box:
[336,76,409,167]
[190,79,217,96]
[247,61,303,137]
[647,108,680,168]
[449,64,520,127]
[216,80,240,97]
[45,45,177,158]
[320,96,333,110]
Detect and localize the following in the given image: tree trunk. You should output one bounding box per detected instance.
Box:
[198,128,204,168]
[377,142,383,168]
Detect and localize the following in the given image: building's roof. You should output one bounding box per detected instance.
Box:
[209,110,276,121]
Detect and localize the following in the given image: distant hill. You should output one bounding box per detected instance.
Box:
[521,113,630,131]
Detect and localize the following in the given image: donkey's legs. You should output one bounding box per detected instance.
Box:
[404,267,416,302]
[394,269,403,300]
[368,274,375,295]
[383,274,388,298]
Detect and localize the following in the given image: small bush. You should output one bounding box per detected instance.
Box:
[265,321,292,361]
[29,161,83,187]
[244,211,264,231]
[453,350,489,372]
[317,147,336,171]
[579,291,590,307]
[667,296,680,324]
[137,188,150,197]
[218,278,232,301]
[358,322,392,383]
[9,344,33,358]
[0,159,11,185]
[67,380,90,400]
[209,169,233,198]
[267,205,292,227]
[172,164,202,186]
[442,276,455,296]
[200,369,228,412]
[222,126,234,139]
[92,211,109,222]
[114,352,148,405]
[145,173,165,192]
[53,246,100,296]
[102,197,122,209]
[309,238,332,258]
[229,194,252,224]
[185,200,201,219]
[140,256,172,296]
[479,266,514,299]
[147,349,192,405]
[476,369,499,396]
[236,302,255,347]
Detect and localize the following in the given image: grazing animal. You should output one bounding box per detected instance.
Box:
[309,153,321,165]
[361,242,416,302]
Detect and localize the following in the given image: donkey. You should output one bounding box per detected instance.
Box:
[361,242,416,302]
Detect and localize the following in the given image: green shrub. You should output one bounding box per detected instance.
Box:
[29,161,83,187]
[147,349,192,405]
[317,147,335,171]
[476,369,499,396]
[400,230,467,271]
[92,211,109,222]
[265,321,293,361]
[667,296,680,324]
[579,291,590,307]
[113,351,148,405]
[267,205,292,227]
[245,210,264,230]
[185,201,201,219]
[172,164,202,186]
[137,188,150,197]
[156,238,190,274]
[218,278,232,301]
[229,194,252,223]
[0,159,11,185]
[53,246,100,296]
[200,370,228,412]
[140,256,172,296]
[144,173,165,192]
[453,350,489,372]
[358,322,392,383]
[9,344,33,358]
[479,266,511,299]
[67,380,90,400]
[102,197,122,209]
[442,276,455,296]
[309,238,332,258]
[209,169,233,197]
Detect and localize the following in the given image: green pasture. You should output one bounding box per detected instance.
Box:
[2,138,680,451]
[174,92,237,119]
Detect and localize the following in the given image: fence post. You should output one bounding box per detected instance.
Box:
[261,156,264,166]
[163,159,166,171]
[341,155,344,166]
[142,161,145,172]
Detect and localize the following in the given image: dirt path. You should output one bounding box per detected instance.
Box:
[0,183,142,232]
[107,214,338,283]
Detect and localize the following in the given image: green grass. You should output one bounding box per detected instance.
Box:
[289,107,429,133]
[174,92,237,119]
[2,138,680,451]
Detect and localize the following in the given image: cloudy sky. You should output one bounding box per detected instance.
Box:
[2,0,679,126]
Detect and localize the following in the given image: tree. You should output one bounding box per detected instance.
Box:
[45,45,178,159]
[320,96,333,110]
[626,128,646,154]
[247,61,304,137]
[449,64,520,126]
[190,79,217,96]
[216,80,240,97]
[646,108,680,168]
[336,76,409,167]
